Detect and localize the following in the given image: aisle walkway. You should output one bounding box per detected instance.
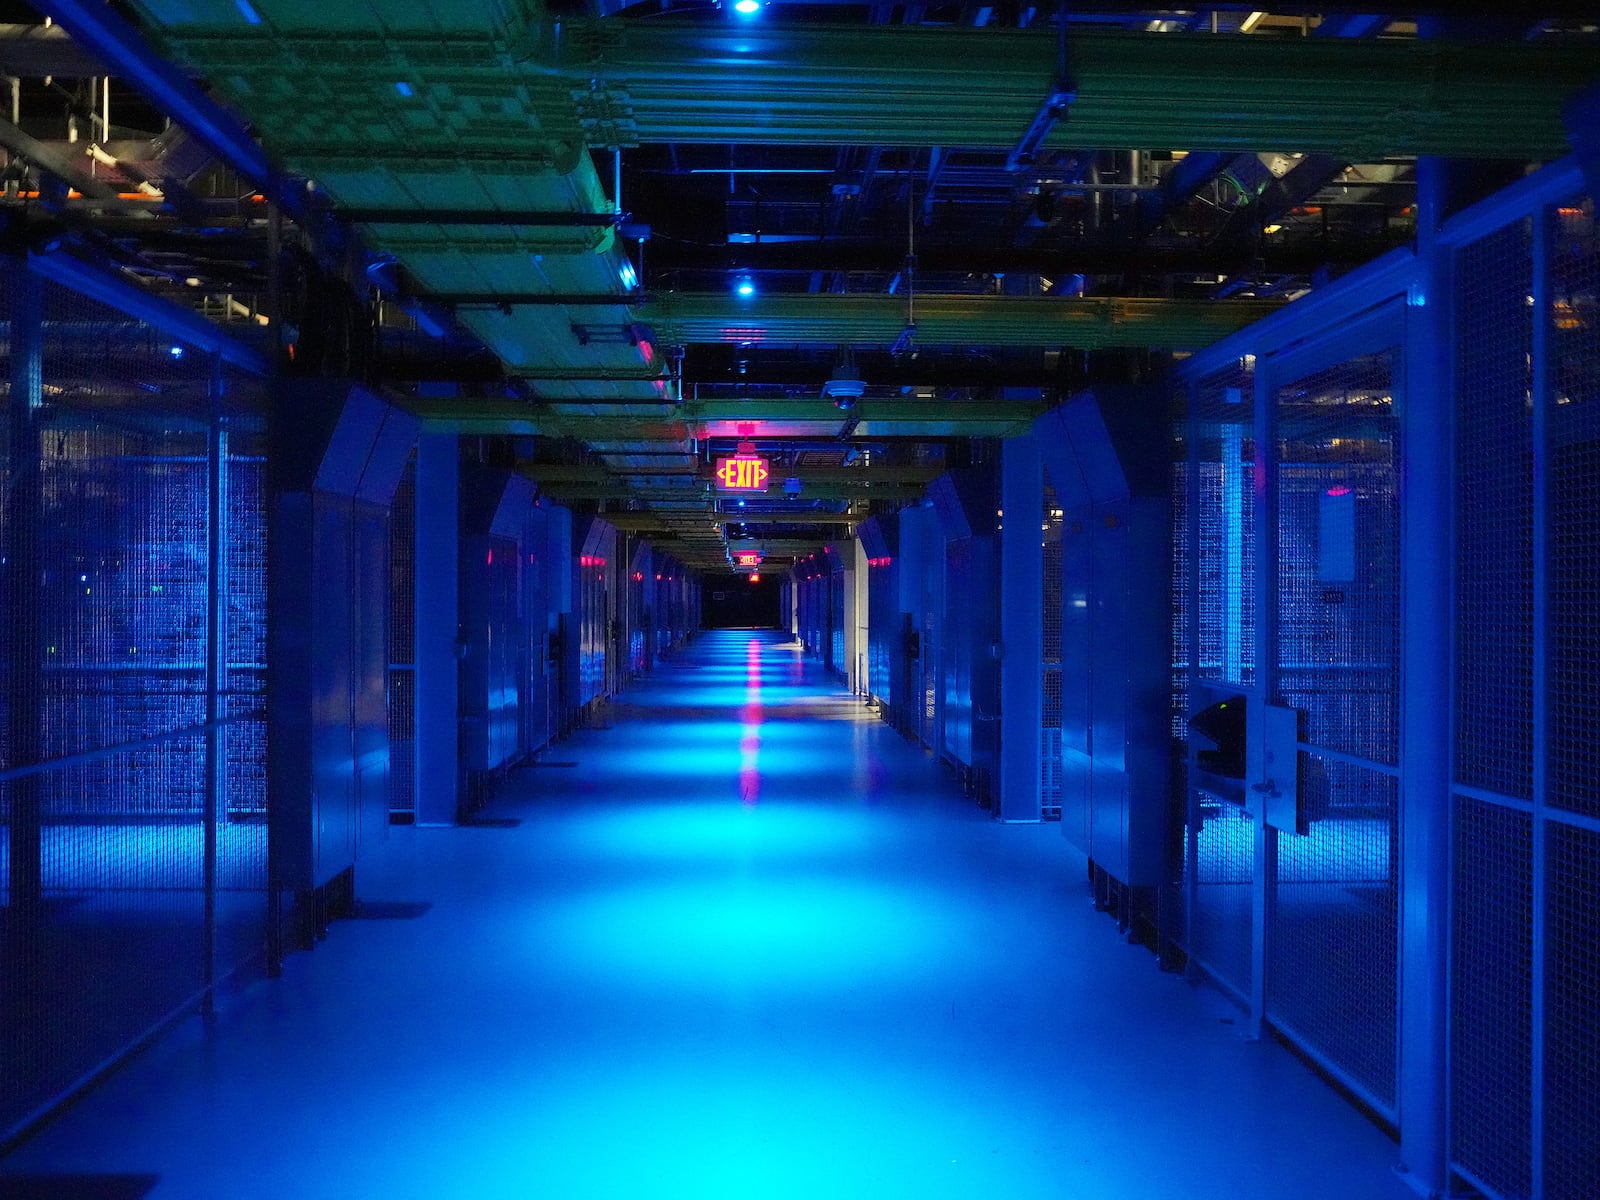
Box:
[0,631,1411,1200]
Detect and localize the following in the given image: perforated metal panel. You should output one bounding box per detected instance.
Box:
[1450,796,1533,1200]
[1269,351,1400,1116]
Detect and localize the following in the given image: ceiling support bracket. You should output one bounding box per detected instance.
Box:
[1007,0,1075,171]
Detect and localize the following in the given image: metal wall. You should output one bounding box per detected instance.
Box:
[0,262,270,1144]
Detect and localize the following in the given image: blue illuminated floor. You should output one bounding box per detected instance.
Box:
[0,631,1412,1199]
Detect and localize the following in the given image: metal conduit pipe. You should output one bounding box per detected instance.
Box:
[638,293,1281,350]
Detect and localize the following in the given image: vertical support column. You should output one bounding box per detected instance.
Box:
[4,265,44,920]
[1250,350,1280,1039]
[1394,156,1454,1197]
[852,540,869,695]
[264,200,284,974]
[999,433,1043,822]
[1528,196,1551,1200]
[414,433,459,826]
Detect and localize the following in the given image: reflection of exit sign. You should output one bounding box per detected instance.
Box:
[715,454,770,492]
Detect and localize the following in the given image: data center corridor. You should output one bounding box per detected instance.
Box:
[1,631,1411,1200]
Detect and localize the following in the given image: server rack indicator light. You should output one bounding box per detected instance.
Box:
[715,455,770,492]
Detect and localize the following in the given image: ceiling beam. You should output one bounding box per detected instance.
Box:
[647,238,1386,276]
[641,293,1281,350]
[408,396,1045,433]
[148,22,1598,160]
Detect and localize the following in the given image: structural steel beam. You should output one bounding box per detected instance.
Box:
[411,396,1044,429]
[35,1,292,211]
[0,117,119,200]
[648,235,1384,276]
[641,293,1281,350]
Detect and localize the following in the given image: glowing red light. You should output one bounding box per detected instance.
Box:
[736,552,762,567]
[1326,485,1352,497]
[714,454,770,492]
[486,548,494,565]
[634,571,644,582]
[750,572,761,583]
[655,573,662,581]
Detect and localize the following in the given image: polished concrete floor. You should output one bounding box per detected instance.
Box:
[0,630,1413,1199]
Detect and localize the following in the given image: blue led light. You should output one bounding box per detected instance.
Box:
[395,81,415,98]
[736,279,755,297]
[235,0,263,24]
[168,345,184,359]
[734,0,762,12]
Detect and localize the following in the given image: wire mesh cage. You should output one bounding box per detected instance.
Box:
[1268,349,1401,1117]
[1181,361,1257,998]
[0,263,270,1142]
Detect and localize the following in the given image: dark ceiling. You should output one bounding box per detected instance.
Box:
[3,1,1597,568]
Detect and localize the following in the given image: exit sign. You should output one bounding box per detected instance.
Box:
[736,552,762,568]
[715,454,770,492]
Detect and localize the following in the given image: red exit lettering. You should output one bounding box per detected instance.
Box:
[714,455,770,492]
